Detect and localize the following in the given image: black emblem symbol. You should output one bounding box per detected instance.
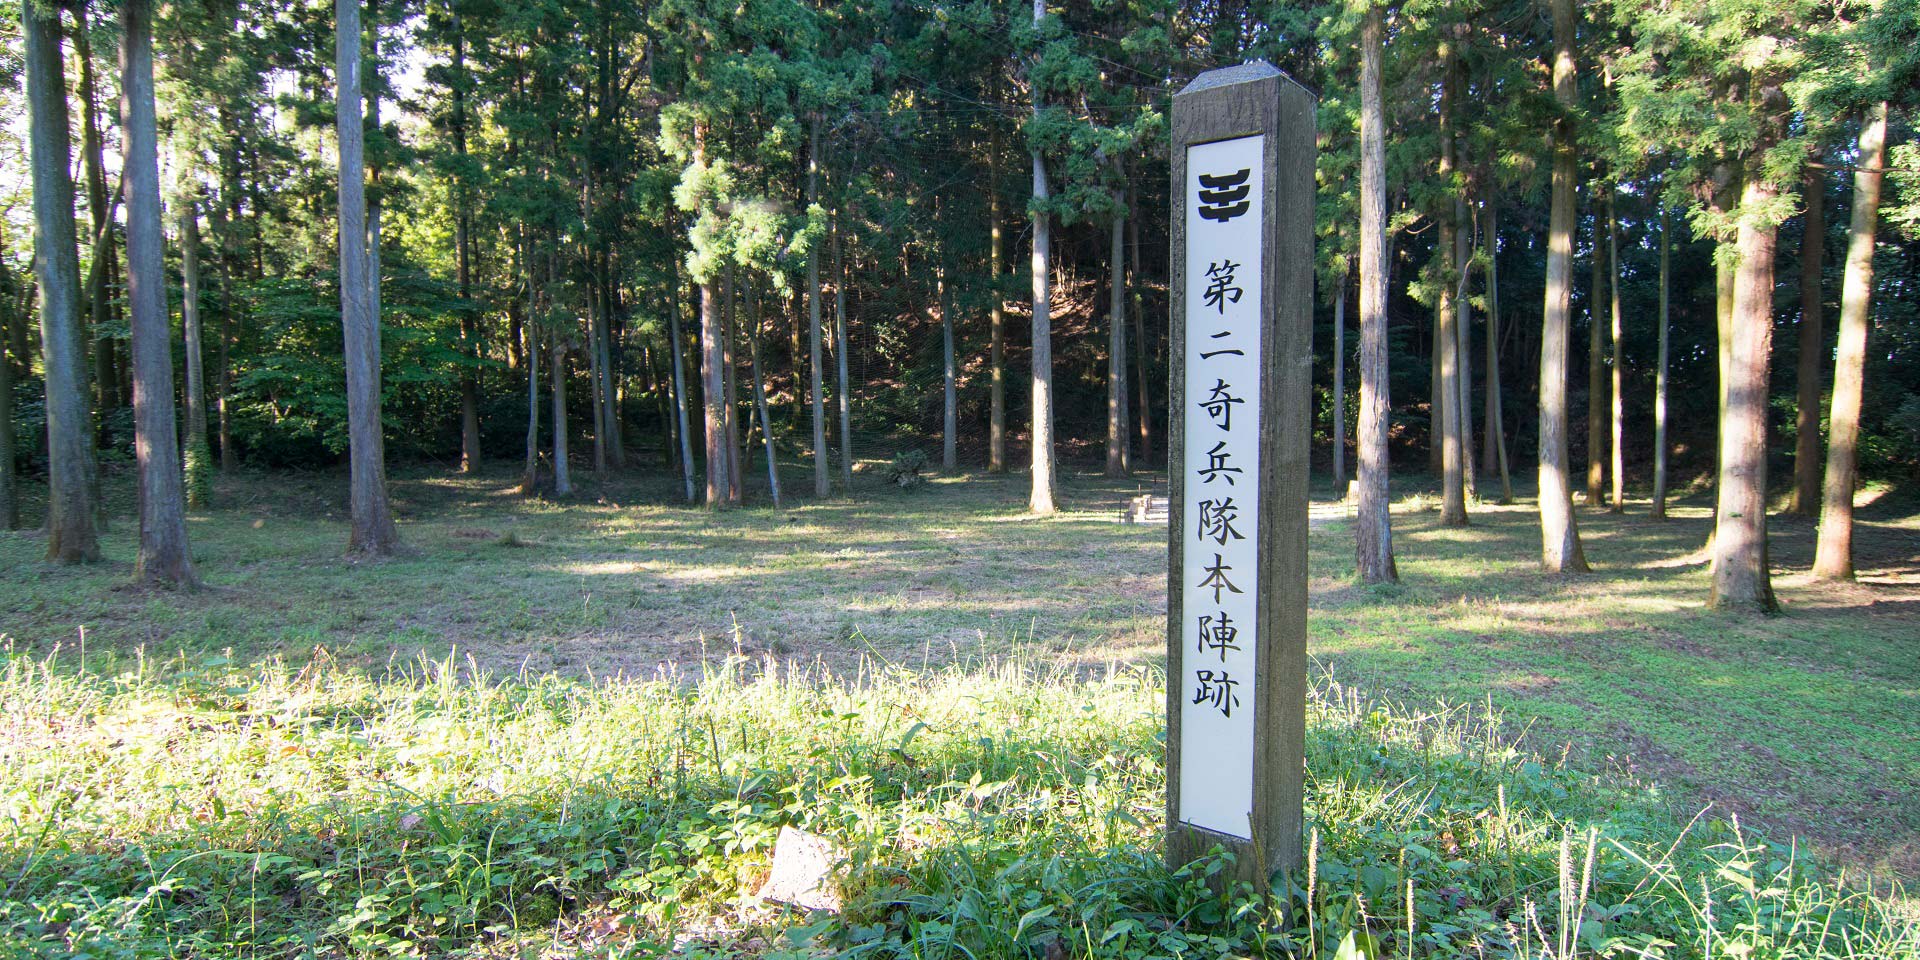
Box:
[1196,169,1251,222]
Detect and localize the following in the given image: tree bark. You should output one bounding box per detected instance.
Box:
[748,283,781,507]
[1789,168,1825,515]
[1456,195,1476,502]
[1813,104,1888,581]
[1586,185,1608,508]
[1538,0,1588,573]
[1607,193,1625,513]
[1105,196,1127,477]
[453,14,481,473]
[833,220,853,488]
[700,272,728,507]
[71,0,118,422]
[1710,173,1781,613]
[1484,201,1512,503]
[521,238,540,496]
[179,195,211,509]
[670,260,696,502]
[988,147,1006,473]
[808,117,829,496]
[723,264,742,504]
[1130,205,1151,467]
[1355,2,1396,582]
[1332,268,1347,494]
[941,237,958,471]
[210,192,236,472]
[1027,0,1056,516]
[1652,206,1671,518]
[121,0,197,588]
[551,332,572,497]
[25,0,99,561]
[1436,38,1466,526]
[337,0,399,555]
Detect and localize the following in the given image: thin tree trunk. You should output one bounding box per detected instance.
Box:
[833,220,853,487]
[25,0,98,561]
[521,242,540,496]
[941,241,957,472]
[1437,39,1466,527]
[1538,0,1588,573]
[1456,195,1476,502]
[120,0,197,588]
[748,284,781,507]
[670,261,696,502]
[72,1,117,421]
[1129,204,1151,467]
[1710,174,1781,613]
[1355,2,1396,582]
[1485,201,1512,503]
[1813,103,1888,581]
[180,195,211,508]
[1607,193,1625,513]
[808,117,828,496]
[0,259,17,530]
[337,0,398,555]
[1027,0,1056,515]
[210,195,235,472]
[1105,197,1127,477]
[599,254,623,466]
[1652,206,1671,518]
[587,280,608,474]
[1586,185,1608,508]
[552,332,572,497]
[1332,268,1347,494]
[700,272,727,507]
[723,264,742,504]
[1789,168,1825,515]
[453,15,480,473]
[988,147,1006,472]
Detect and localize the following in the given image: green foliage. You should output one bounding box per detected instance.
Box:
[883,448,930,489]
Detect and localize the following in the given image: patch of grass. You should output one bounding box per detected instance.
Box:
[1,648,1912,958]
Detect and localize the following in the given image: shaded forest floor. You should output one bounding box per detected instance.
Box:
[2,460,1915,885]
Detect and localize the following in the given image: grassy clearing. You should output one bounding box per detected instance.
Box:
[2,647,1914,958]
[1,464,1916,955]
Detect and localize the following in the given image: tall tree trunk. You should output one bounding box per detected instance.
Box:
[748,284,781,508]
[119,0,196,588]
[1456,195,1476,502]
[587,281,608,474]
[453,14,481,473]
[1652,206,1671,518]
[1538,0,1588,573]
[521,240,540,496]
[1130,205,1151,467]
[700,272,728,507]
[1607,193,1625,513]
[1105,197,1127,477]
[179,195,211,508]
[598,253,623,466]
[808,117,829,496]
[833,220,853,487]
[1789,168,1825,515]
[1484,201,1512,503]
[1710,173,1781,613]
[1436,38,1466,527]
[337,0,398,555]
[670,261,696,502]
[1813,104,1888,581]
[72,1,118,422]
[941,240,957,472]
[0,260,17,530]
[1355,2,1396,582]
[988,146,1006,473]
[1586,185,1608,508]
[1027,0,1056,515]
[209,193,236,472]
[24,0,98,561]
[551,332,572,497]
[1332,268,1347,494]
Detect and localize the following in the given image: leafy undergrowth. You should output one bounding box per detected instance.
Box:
[1,648,1913,959]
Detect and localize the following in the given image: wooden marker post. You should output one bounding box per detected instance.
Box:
[1165,61,1316,887]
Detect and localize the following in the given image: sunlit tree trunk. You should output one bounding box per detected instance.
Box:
[25,0,99,561]
[521,243,540,496]
[1355,2,1396,582]
[121,0,197,587]
[833,221,853,488]
[1027,0,1056,516]
[700,271,728,507]
[987,148,1006,473]
[551,331,572,498]
[1607,193,1625,513]
[1711,172,1782,614]
[1484,202,1512,503]
[808,117,828,497]
[1106,196,1128,477]
[670,260,695,502]
[1586,185,1608,508]
[1436,38,1466,527]
[1456,195,1476,502]
[1332,268,1347,494]
[723,264,742,505]
[1789,168,1825,516]
[941,242,957,472]
[1538,0,1588,573]
[1652,207,1672,519]
[1813,104,1888,581]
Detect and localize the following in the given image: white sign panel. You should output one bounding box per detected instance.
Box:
[1178,133,1264,839]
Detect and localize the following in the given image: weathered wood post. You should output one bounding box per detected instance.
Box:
[1166,61,1316,888]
